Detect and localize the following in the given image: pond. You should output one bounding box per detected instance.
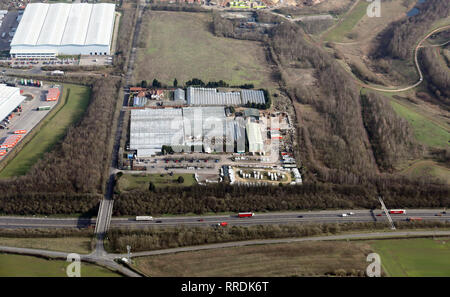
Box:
[407,0,427,17]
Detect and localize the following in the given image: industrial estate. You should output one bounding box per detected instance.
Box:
[0,0,449,281]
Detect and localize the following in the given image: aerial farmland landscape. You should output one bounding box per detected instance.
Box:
[0,0,448,290]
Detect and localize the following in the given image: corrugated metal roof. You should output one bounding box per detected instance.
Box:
[0,85,25,122]
[11,3,115,47]
[241,89,265,105]
[246,120,264,153]
[187,87,242,106]
[130,107,245,156]
[11,3,49,46]
[60,3,93,45]
[85,3,115,46]
[130,109,185,152]
[174,88,185,101]
[36,4,71,46]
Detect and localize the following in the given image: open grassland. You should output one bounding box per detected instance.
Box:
[400,160,450,185]
[0,254,121,277]
[133,11,276,88]
[371,237,450,277]
[323,0,369,42]
[134,241,371,277]
[117,173,196,192]
[0,84,91,178]
[0,237,93,254]
[390,100,449,148]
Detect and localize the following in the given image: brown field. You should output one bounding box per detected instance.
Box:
[0,237,93,254]
[134,241,372,277]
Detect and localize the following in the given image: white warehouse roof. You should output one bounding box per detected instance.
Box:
[0,85,25,123]
[246,119,264,153]
[11,3,115,56]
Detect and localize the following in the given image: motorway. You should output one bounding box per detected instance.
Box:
[0,209,448,229]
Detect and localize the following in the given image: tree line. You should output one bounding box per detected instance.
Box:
[107,220,450,253]
[419,47,450,107]
[113,181,449,216]
[361,91,422,171]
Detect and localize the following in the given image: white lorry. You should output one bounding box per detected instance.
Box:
[135,216,153,221]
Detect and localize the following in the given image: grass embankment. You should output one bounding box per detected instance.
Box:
[371,237,450,277]
[389,100,449,148]
[117,173,196,192]
[0,254,121,277]
[0,237,93,254]
[324,0,369,42]
[400,160,450,185]
[134,11,276,88]
[0,84,91,178]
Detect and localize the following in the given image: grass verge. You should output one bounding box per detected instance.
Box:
[390,100,450,148]
[0,84,91,178]
[117,173,196,192]
[0,237,93,254]
[0,254,121,277]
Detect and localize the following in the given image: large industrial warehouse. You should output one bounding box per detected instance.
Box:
[129,107,254,157]
[185,87,266,106]
[10,3,116,58]
[0,84,25,124]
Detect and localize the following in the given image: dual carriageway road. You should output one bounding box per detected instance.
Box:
[0,209,448,229]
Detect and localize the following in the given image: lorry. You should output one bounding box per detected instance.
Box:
[406,217,422,222]
[37,106,51,111]
[217,222,228,227]
[238,212,255,218]
[135,216,153,221]
[13,130,26,134]
[389,209,406,215]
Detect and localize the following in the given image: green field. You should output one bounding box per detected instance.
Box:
[390,100,450,148]
[117,173,196,192]
[134,11,276,88]
[0,237,93,254]
[0,84,91,177]
[324,0,369,42]
[401,160,450,185]
[371,237,450,277]
[0,254,121,277]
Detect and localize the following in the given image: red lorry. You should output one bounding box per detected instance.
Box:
[389,209,406,214]
[238,212,255,218]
